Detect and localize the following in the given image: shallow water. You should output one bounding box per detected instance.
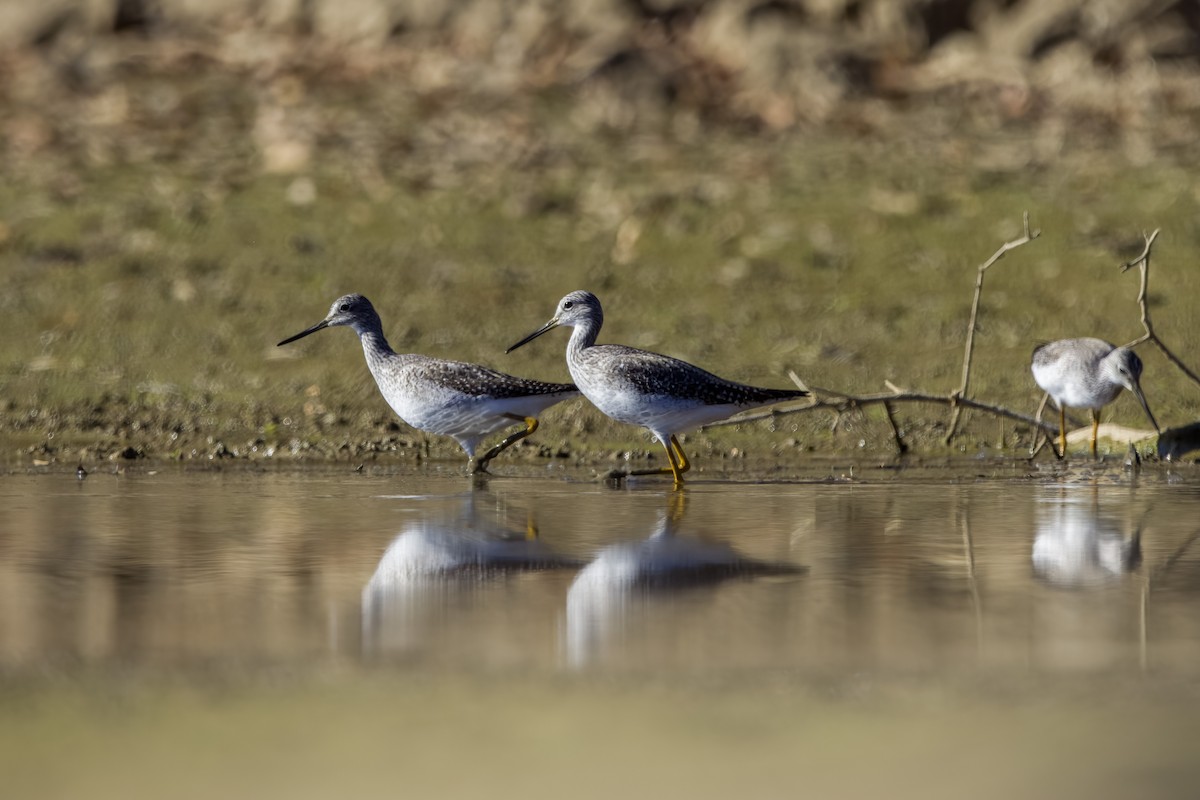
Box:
[3,462,1200,798]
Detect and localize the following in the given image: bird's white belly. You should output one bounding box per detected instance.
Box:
[573,368,734,439]
[370,368,514,454]
[390,392,511,440]
[1032,362,1122,409]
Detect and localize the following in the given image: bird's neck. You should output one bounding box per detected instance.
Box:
[566,319,600,360]
[356,324,395,359]
[566,326,595,367]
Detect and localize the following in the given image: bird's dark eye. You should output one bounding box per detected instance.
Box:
[563,300,574,310]
[339,303,350,312]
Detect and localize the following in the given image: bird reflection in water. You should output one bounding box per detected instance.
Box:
[1031,491,1143,589]
[565,492,804,669]
[361,491,582,661]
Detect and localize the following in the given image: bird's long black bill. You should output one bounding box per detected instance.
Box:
[1132,381,1161,434]
[277,319,330,347]
[506,319,559,354]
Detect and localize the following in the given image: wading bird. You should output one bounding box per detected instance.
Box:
[507,290,808,486]
[1031,337,1159,458]
[279,294,578,474]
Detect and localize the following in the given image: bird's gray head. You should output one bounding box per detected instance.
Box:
[506,290,602,353]
[277,293,381,346]
[323,293,379,329]
[1103,347,1144,392]
[551,291,603,329]
[1103,347,1159,433]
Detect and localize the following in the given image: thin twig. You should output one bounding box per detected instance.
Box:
[704,388,1059,438]
[713,217,1059,455]
[1120,229,1200,388]
[1140,524,1200,670]
[1121,229,1158,343]
[1029,392,1056,458]
[960,508,983,658]
[882,401,907,454]
[1149,529,1200,582]
[945,212,1040,443]
[703,222,1194,457]
[1140,578,1148,672]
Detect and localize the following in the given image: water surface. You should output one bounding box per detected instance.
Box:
[3,463,1199,798]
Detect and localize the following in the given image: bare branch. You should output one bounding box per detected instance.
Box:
[1121,228,1159,341]
[882,401,907,454]
[1119,229,1200,388]
[945,212,1041,442]
[1029,392,1056,458]
[703,388,1059,439]
[960,509,983,657]
[786,370,811,394]
[747,219,1196,459]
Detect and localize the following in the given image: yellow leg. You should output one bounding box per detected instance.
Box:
[666,487,687,524]
[1090,409,1100,459]
[1059,406,1067,459]
[669,435,691,485]
[473,415,539,474]
[628,434,691,487]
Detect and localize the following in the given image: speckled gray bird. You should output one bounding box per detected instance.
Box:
[1031,337,1159,458]
[278,294,579,474]
[507,290,808,486]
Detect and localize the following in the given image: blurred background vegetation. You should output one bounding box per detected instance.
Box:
[2,0,1199,468]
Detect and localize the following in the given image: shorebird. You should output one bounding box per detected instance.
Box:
[564,492,803,667]
[507,290,808,485]
[1031,493,1141,588]
[278,294,579,474]
[1031,337,1159,458]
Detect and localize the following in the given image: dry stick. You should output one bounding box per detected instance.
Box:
[882,401,907,454]
[945,211,1041,443]
[705,382,1060,439]
[713,222,1198,454]
[706,216,1055,447]
[1029,392,1056,458]
[1120,229,1200,388]
[960,509,983,658]
[1140,578,1149,672]
[1141,525,1200,670]
[1150,528,1200,582]
[882,382,906,453]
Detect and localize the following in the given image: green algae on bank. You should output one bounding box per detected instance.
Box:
[3,67,1200,468]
